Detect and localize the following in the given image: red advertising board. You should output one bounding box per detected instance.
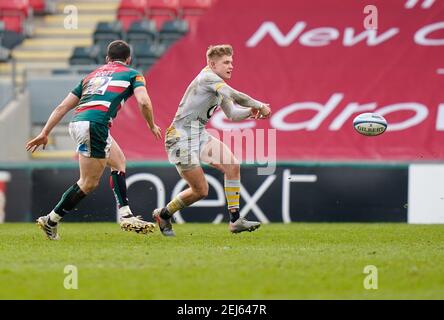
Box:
[112,0,444,160]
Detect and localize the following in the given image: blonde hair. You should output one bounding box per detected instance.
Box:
[206,44,233,62]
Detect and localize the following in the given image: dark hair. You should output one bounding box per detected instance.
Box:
[107,40,131,62]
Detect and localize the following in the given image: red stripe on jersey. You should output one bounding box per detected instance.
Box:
[83,64,130,83]
[107,86,127,93]
[75,105,109,113]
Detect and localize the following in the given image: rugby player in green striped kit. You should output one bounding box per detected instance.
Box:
[26,40,162,240]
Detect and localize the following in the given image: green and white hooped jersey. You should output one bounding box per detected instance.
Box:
[70,61,146,126]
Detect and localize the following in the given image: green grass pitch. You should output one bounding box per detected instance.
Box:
[0,223,443,299]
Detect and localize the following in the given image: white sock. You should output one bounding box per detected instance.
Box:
[118,205,133,218]
[49,211,62,223]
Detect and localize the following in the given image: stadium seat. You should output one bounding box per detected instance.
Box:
[0,16,22,34]
[0,0,32,34]
[117,0,148,30]
[28,0,45,14]
[0,29,25,49]
[127,20,158,44]
[179,0,212,16]
[118,0,147,14]
[51,65,102,77]
[133,60,155,72]
[93,40,112,64]
[0,0,30,16]
[178,0,212,32]
[0,45,11,62]
[159,19,188,47]
[69,46,100,65]
[147,0,180,17]
[133,42,167,68]
[146,0,179,29]
[93,21,124,43]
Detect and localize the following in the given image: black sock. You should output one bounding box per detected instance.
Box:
[160,207,172,220]
[110,171,129,208]
[229,209,240,223]
[54,183,87,216]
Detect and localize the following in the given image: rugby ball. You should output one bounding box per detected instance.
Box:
[353,113,387,136]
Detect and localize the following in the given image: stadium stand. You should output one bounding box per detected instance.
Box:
[0,0,217,160]
[145,0,179,29]
[117,0,147,30]
[179,0,212,15]
[0,30,25,51]
[117,0,213,30]
[0,79,14,109]
[0,22,12,61]
[132,41,166,70]
[159,18,188,47]
[127,19,157,44]
[0,91,30,161]
[0,0,33,36]
[93,21,124,43]
[70,17,189,71]
[67,0,215,72]
[28,0,56,15]
[0,1,121,160]
[69,46,100,65]
[178,0,212,34]
[27,74,78,124]
[28,0,46,14]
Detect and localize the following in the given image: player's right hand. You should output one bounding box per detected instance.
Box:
[26,133,48,153]
[150,124,162,140]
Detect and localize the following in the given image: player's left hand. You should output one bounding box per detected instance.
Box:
[259,104,271,119]
[250,108,260,119]
[250,104,271,119]
[150,124,162,140]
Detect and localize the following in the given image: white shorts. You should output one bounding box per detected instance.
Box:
[165,126,210,173]
[69,121,112,159]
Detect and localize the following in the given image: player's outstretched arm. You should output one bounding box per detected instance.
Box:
[220,98,252,121]
[26,93,79,153]
[218,84,263,109]
[134,86,162,140]
[217,84,271,119]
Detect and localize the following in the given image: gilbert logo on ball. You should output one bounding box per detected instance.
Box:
[353,113,387,136]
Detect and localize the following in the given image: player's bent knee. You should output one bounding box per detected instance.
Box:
[109,156,126,172]
[80,180,100,194]
[198,189,208,199]
[194,184,209,200]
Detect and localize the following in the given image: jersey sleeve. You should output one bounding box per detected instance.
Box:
[217,83,264,110]
[131,71,146,89]
[202,70,263,109]
[220,98,252,121]
[71,79,83,98]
